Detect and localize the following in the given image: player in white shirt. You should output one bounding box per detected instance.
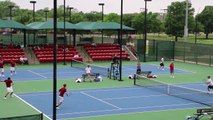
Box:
[85,65,92,82]
[206,76,213,92]
[159,57,164,70]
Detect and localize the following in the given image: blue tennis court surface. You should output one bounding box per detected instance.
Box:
[0,64,192,82]
[17,83,208,119]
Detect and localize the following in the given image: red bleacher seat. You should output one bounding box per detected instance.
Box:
[33,45,82,63]
[84,43,130,61]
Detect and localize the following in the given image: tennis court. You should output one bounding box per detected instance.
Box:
[0,61,212,120]
[17,83,209,119]
[0,62,191,82]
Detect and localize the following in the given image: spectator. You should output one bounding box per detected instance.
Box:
[20,56,28,64]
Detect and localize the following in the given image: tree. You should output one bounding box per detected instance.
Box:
[84,11,101,22]
[0,0,16,19]
[197,6,213,39]
[104,13,120,23]
[132,12,144,34]
[164,1,194,41]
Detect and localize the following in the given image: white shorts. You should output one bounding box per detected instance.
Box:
[10,67,15,71]
[0,68,4,73]
[7,87,13,92]
[58,96,64,103]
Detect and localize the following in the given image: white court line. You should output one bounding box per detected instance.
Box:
[149,63,196,73]
[65,106,204,120]
[14,94,52,120]
[55,102,200,120]
[27,70,48,78]
[102,94,168,100]
[81,91,122,110]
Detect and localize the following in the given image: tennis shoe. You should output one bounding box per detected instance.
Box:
[4,97,6,99]
[56,107,60,110]
[2,74,4,77]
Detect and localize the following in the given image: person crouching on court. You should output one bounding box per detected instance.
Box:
[0,77,14,99]
[206,76,213,92]
[56,84,69,109]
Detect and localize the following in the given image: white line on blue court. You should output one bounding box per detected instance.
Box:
[27,70,48,78]
[56,108,120,116]
[80,91,122,110]
[14,94,52,120]
[102,94,168,100]
[54,102,200,119]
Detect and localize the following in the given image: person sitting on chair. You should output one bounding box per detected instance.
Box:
[112,54,118,64]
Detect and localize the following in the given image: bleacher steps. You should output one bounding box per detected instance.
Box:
[75,46,92,63]
[23,48,40,64]
[123,45,137,61]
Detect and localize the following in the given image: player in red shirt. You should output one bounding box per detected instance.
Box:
[56,84,69,109]
[0,58,4,77]
[10,60,16,75]
[0,77,14,99]
[169,61,174,78]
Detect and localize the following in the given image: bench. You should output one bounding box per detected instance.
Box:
[194,108,213,120]
[82,73,99,82]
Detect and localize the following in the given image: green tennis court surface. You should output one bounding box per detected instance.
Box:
[0,61,212,120]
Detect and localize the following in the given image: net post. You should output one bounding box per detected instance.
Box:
[40,113,43,120]
[134,74,136,85]
[71,59,73,67]
[167,85,170,94]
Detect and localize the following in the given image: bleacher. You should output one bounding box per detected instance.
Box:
[84,43,130,61]
[33,44,82,63]
[0,45,26,64]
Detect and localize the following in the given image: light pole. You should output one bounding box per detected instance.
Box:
[67,6,73,45]
[98,3,104,43]
[63,0,66,65]
[30,0,36,43]
[30,1,36,22]
[184,0,189,42]
[8,5,15,43]
[8,5,15,20]
[44,10,49,44]
[67,6,73,22]
[119,0,123,81]
[143,0,151,62]
[53,0,57,119]
[44,9,49,21]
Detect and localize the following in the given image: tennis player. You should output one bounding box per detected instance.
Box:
[85,65,92,82]
[0,77,14,99]
[169,61,174,78]
[0,57,4,77]
[206,76,213,92]
[136,63,141,74]
[10,60,16,75]
[56,84,69,109]
[159,57,164,70]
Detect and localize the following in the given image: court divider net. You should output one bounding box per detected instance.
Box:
[133,74,213,107]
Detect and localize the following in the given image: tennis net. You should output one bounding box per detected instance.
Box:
[71,59,109,77]
[133,74,213,107]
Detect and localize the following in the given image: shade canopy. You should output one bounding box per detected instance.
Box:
[76,22,135,30]
[27,20,82,30]
[0,19,30,29]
